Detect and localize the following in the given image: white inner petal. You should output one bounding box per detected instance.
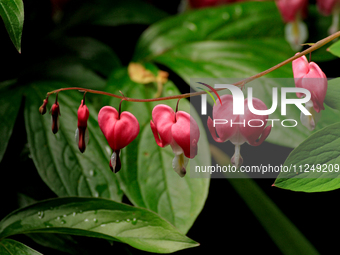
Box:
[110,151,117,170]
[172,153,189,177]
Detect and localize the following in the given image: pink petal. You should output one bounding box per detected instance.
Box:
[212,95,238,142]
[317,0,337,16]
[240,98,271,146]
[207,117,225,143]
[292,54,310,98]
[301,62,327,112]
[98,106,139,151]
[172,111,200,159]
[276,0,308,22]
[151,104,175,147]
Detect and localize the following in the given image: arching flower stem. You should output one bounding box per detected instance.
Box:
[45,31,340,103]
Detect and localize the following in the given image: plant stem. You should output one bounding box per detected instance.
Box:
[47,31,340,103]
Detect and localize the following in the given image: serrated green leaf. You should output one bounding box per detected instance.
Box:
[274,122,340,192]
[0,197,199,253]
[0,88,22,163]
[24,82,122,200]
[0,239,42,255]
[106,68,210,234]
[0,0,24,53]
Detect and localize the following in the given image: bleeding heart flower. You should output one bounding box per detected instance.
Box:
[150,104,200,177]
[317,0,339,16]
[317,0,340,34]
[98,106,140,173]
[75,99,89,153]
[292,53,328,130]
[276,0,309,51]
[207,95,271,168]
[276,0,308,23]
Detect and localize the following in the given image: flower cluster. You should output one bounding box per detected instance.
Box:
[39,96,200,177]
[39,51,327,171]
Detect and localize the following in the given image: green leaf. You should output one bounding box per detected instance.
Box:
[24,82,122,200]
[133,2,285,61]
[24,60,107,90]
[324,78,340,110]
[0,88,22,162]
[106,68,210,234]
[0,239,42,255]
[64,0,167,28]
[57,37,121,77]
[274,122,340,192]
[0,197,199,253]
[26,233,89,255]
[0,0,24,53]
[210,144,320,255]
[328,40,340,58]
[17,193,86,255]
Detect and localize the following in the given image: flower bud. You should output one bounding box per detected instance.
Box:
[292,54,327,130]
[150,104,200,177]
[50,102,60,134]
[39,98,49,115]
[75,99,89,153]
[207,95,271,168]
[98,106,140,173]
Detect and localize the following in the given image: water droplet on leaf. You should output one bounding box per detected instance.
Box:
[132,218,137,225]
[38,211,44,219]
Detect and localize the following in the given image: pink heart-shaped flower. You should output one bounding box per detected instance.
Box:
[98,106,140,151]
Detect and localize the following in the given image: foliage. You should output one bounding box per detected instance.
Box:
[1,0,340,254]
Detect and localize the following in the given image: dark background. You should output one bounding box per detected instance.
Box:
[0,0,339,254]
